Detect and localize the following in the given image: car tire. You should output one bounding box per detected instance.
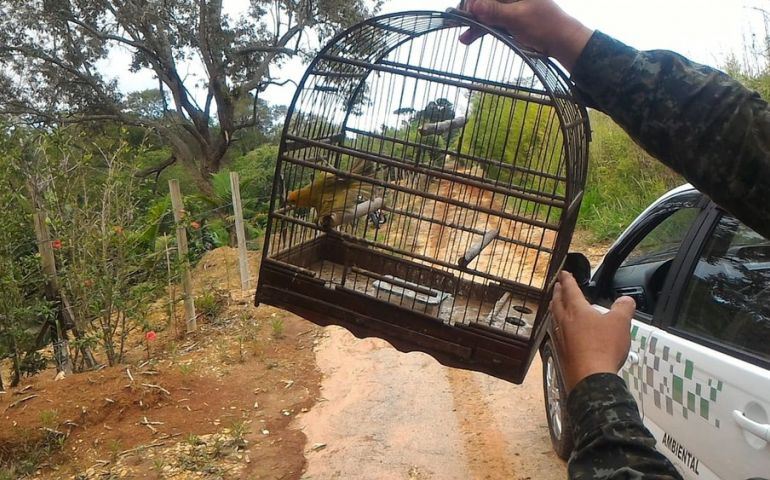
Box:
[541,339,574,460]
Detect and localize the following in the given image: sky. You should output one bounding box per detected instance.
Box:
[101,0,768,109]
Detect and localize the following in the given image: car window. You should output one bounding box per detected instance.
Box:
[609,207,700,316]
[674,215,770,362]
[622,208,700,268]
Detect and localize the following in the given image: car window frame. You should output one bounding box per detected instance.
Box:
[659,203,770,370]
[589,189,709,325]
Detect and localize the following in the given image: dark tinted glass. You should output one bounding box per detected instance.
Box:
[676,215,770,361]
[622,208,699,268]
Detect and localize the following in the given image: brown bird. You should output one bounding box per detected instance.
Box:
[287,157,376,227]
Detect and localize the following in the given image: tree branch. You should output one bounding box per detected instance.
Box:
[134,155,176,178]
[239,21,307,94]
[1,46,114,107]
[233,45,296,56]
[65,16,153,56]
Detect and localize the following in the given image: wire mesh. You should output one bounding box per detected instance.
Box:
[257,10,589,382]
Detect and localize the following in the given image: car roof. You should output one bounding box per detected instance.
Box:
[659,183,696,200]
[632,184,697,223]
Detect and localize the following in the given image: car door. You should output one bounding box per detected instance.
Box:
[589,189,706,413]
[645,211,770,480]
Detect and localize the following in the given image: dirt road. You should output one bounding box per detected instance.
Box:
[297,326,566,480]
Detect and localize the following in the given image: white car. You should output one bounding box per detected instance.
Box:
[540,185,770,480]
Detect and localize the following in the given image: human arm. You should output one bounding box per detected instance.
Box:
[571,31,770,240]
[551,272,682,479]
[460,0,770,240]
[567,374,684,480]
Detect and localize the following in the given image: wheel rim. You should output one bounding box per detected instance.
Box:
[545,355,563,440]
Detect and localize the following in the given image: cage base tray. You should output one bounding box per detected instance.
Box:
[256,234,541,383]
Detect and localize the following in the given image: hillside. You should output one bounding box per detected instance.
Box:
[1,248,322,479]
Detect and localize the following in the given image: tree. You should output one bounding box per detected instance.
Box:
[0,0,378,194]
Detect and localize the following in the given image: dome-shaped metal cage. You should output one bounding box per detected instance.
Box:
[256,10,589,383]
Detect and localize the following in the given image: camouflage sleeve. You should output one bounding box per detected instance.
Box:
[571,31,770,239]
[566,373,682,480]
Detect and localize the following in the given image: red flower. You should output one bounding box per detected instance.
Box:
[51,239,62,250]
[145,331,157,342]
[190,221,201,230]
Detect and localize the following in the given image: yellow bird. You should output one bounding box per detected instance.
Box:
[287,157,375,227]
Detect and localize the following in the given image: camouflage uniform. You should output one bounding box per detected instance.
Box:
[572,31,770,240]
[563,30,770,479]
[567,374,683,479]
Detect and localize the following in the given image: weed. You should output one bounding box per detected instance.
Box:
[178,362,196,376]
[168,341,179,364]
[242,315,262,355]
[185,433,201,446]
[270,317,285,339]
[230,420,249,443]
[244,322,260,341]
[152,457,166,474]
[0,468,16,480]
[108,438,122,462]
[39,409,59,429]
[216,341,232,364]
[210,436,225,458]
[196,290,224,322]
[0,425,68,477]
[178,436,223,475]
[237,335,245,363]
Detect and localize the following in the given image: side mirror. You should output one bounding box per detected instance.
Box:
[563,252,591,287]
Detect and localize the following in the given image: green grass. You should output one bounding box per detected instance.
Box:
[577,112,682,241]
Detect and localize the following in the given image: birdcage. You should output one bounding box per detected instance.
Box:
[256,10,589,383]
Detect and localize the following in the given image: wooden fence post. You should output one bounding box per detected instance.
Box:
[25,178,83,374]
[229,171,251,291]
[169,179,197,333]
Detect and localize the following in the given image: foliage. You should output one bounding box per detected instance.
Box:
[0,0,379,191]
[270,317,285,339]
[14,129,172,367]
[578,112,682,241]
[0,132,52,387]
[460,93,560,184]
[340,98,459,181]
[19,351,48,378]
[230,144,280,212]
[0,425,66,478]
[196,290,225,323]
[723,12,770,100]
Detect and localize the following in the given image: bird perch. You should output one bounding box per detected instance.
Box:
[458,229,499,268]
[419,116,467,136]
[322,197,385,228]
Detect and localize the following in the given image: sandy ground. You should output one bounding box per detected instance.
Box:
[297,326,566,480]
[291,176,569,480]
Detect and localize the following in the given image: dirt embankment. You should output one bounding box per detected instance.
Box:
[1,248,323,480]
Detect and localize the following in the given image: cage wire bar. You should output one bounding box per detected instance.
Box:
[256,10,589,383]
